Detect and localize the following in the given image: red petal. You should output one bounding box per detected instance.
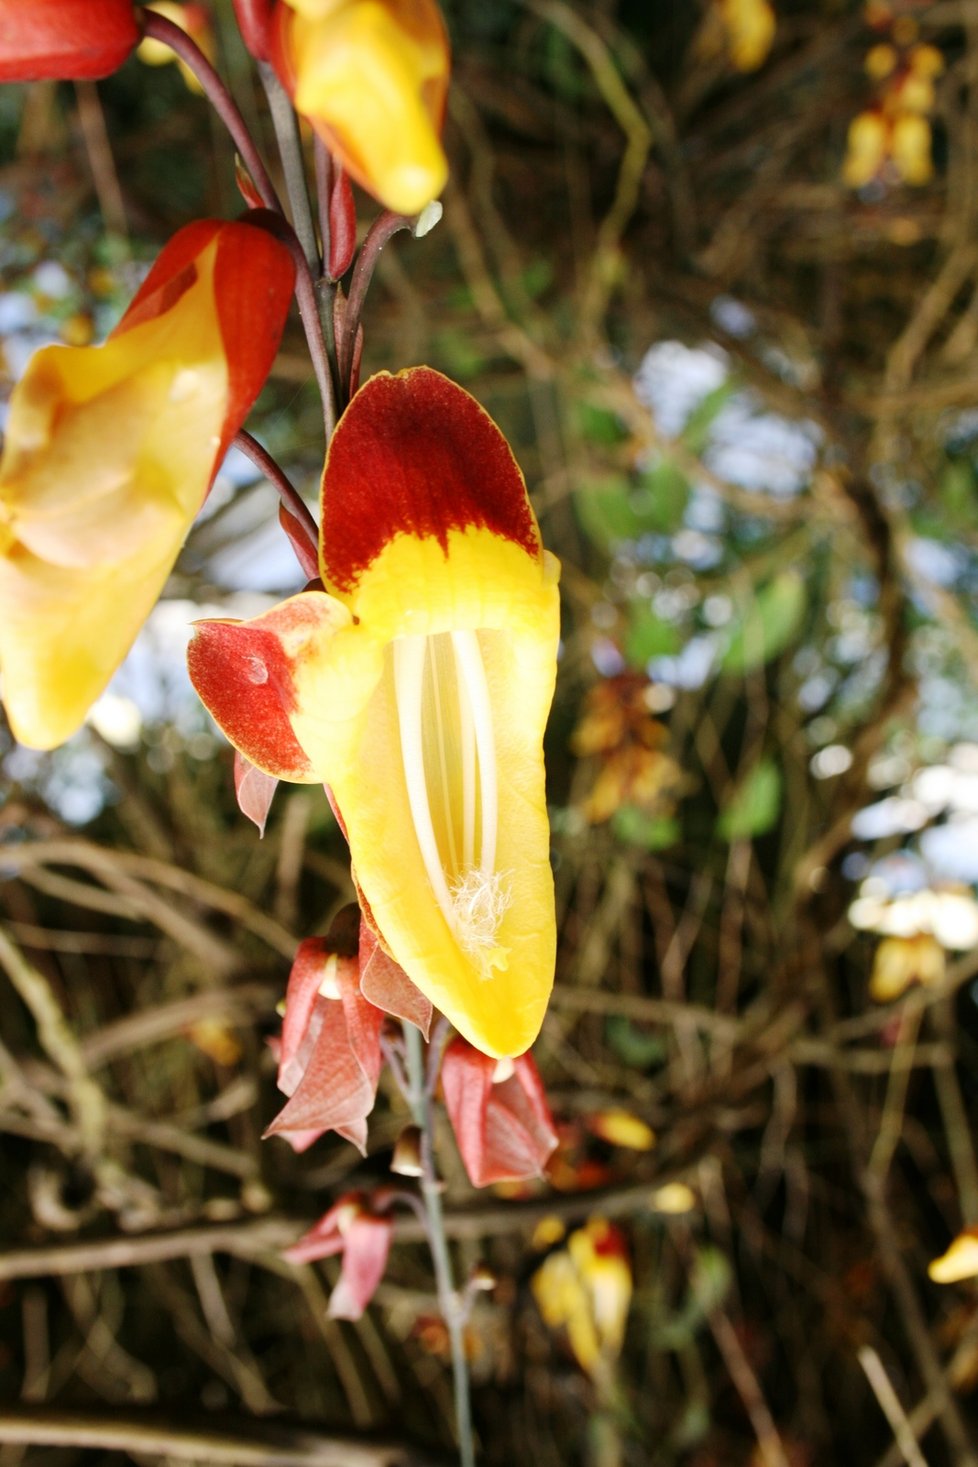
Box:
[234,750,278,835]
[282,1192,363,1264]
[188,597,338,780]
[328,1214,393,1320]
[211,214,296,456]
[0,0,139,80]
[320,368,542,595]
[277,939,340,1089]
[441,1039,557,1187]
[267,951,382,1154]
[359,923,432,1037]
[328,167,357,280]
[112,219,221,337]
[231,0,274,59]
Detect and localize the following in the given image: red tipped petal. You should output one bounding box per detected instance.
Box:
[359,923,432,1037]
[328,167,357,280]
[112,220,221,337]
[0,0,139,80]
[188,594,347,781]
[211,214,296,453]
[321,368,542,595]
[231,0,274,60]
[234,750,278,835]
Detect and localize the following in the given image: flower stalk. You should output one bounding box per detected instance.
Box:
[403,1022,477,1467]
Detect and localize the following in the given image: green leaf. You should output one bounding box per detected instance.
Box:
[612,805,680,850]
[573,400,628,447]
[681,380,734,455]
[635,458,690,533]
[573,474,642,550]
[720,569,806,673]
[625,603,681,665]
[605,1014,667,1069]
[718,756,782,840]
[939,458,975,528]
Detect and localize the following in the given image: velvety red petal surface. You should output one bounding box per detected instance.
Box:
[188,608,319,781]
[321,367,541,595]
[211,215,296,452]
[0,0,139,80]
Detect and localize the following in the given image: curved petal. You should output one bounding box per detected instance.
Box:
[0,217,295,750]
[188,593,353,782]
[273,0,449,215]
[0,0,139,81]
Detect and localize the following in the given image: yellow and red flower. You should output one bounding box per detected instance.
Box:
[270,0,450,216]
[188,366,561,1059]
[0,0,140,80]
[0,214,295,750]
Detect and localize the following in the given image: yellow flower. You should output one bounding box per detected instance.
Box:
[532,1218,632,1376]
[272,0,450,215]
[869,931,945,1002]
[188,367,560,1058]
[719,0,776,73]
[929,1229,978,1284]
[0,216,295,750]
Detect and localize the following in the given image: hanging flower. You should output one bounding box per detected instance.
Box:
[531,1218,632,1377]
[188,366,561,1059]
[284,1190,394,1319]
[440,1037,558,1187]
[270,0,450,215]
[0,0,140,80]
[0,215,295,751]
[267,935,385,1154]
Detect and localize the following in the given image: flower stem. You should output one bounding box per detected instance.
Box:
[233,430,318,549]
[258,61,320,277]
[339,210,413,386]
[139,12,280,213]
[403,1024,477,1467]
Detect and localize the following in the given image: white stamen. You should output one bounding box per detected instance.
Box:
[393,634,456,929]
[451,630,497,876]
[449,867,511,974]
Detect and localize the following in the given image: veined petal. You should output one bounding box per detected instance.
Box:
[0,217,294,750]
[0,0,139,81]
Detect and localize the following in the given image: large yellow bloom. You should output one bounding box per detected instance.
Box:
[188,367,560,1058]
[271,0,450,216]
[0,215,295,750]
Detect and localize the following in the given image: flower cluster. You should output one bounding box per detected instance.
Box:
[0,0,563,1331]
[843,6,944,189]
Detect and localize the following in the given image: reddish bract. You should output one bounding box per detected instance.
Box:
[284,1191,393,1320]
[0,0,140,80]
[230,0,275,60]
[266,937,384,1154]
[440,1038,558,1188]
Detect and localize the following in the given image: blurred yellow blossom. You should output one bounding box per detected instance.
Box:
[532,1218,631,1377]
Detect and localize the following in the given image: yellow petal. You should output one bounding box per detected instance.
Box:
[0,240,227,749]
[929,1229,978,1284]
[289,529,560,1059]
[288,0,449,215]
